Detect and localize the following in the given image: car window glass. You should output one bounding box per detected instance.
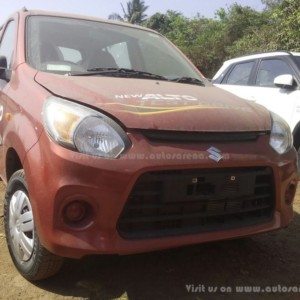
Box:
[294,56,300,69]
[226,61,254,85]
[256,59,294,87]
[0,21,15,69]
[58,47,82,64]
[105,42,131,69]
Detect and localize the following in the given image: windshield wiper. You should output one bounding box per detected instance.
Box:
[69,68,168,81]
[171,77,205,86]
[69,68,205,86]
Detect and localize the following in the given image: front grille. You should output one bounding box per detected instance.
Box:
[140,130,268,143]
[118,167,274,239]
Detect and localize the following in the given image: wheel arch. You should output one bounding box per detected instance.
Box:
[6,147,23,181]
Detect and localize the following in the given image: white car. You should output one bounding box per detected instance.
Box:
[213,51,300,152]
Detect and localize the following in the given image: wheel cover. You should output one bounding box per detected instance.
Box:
[9,190,34,262]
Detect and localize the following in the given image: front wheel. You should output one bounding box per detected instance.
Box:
[4,169,63,281]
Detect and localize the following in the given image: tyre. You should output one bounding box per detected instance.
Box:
[4,169,63,281]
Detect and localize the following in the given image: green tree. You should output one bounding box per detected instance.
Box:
[144,12,172,34]
[272,0,300,50]
[261,0,283,8]
[146,5,268,77]
[109,0,149,24]
[126,0,300,77]
[216,4,267,45]
[228,0,300,56]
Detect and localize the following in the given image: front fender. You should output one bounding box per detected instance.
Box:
[2,112,43,182]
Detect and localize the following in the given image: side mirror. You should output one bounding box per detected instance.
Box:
[274,74,295,89]
[0,56,10,81]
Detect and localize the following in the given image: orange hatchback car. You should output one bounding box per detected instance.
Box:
[0,9,298,280]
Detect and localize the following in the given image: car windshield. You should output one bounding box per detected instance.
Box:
[26,16,204,82]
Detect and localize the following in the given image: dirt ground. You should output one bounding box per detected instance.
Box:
[0,182,300,300]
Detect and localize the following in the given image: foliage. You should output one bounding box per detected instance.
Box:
[144,0,300,78]
[109,0,149,24]
[272,0,300,50]
[228,0,300,56]
[261,0,283,8]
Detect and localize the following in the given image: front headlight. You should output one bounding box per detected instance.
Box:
[43,96,130,158]
[269,112,293,154]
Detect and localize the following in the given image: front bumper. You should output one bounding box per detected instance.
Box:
[24,131,298,258]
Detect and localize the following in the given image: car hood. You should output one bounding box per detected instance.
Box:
[35,72,271,132]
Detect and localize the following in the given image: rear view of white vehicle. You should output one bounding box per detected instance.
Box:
[213,51,300,151]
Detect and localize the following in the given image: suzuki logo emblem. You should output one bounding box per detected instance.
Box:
[207,147,223,163]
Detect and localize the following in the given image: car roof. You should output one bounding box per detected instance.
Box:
[224,51,300,64]
[17,9,159,35]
